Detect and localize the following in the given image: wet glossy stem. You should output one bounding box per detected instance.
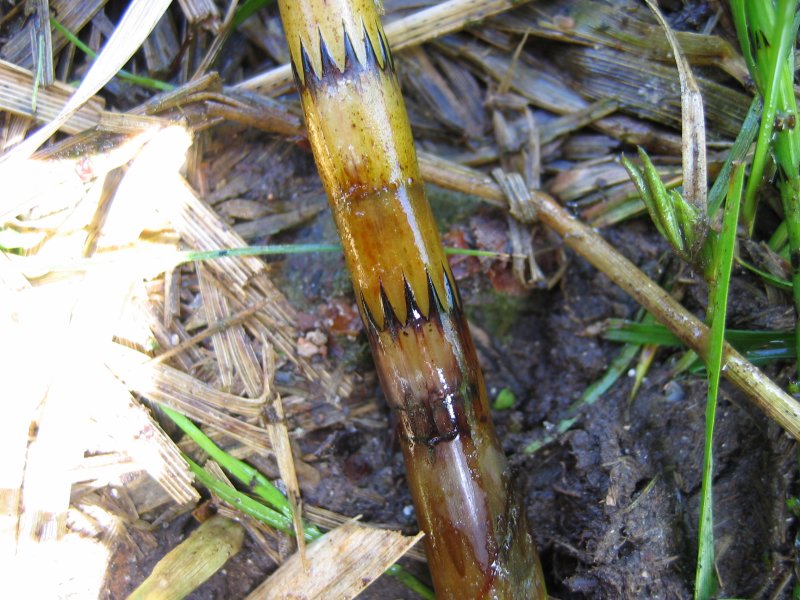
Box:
[276,1,546,597]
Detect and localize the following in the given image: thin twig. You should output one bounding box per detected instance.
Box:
[148,299,269,365]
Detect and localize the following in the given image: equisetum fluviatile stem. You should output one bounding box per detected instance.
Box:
[276,1,547,597]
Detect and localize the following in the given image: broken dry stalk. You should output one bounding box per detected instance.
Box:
[126,515,244,600]
[276,1,547,597]
[418,154,800,442]
[531,198,800,441]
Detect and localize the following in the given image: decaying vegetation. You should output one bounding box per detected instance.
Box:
[2,0,800,598]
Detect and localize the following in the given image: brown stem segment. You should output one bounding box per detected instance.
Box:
[276,1,546,597]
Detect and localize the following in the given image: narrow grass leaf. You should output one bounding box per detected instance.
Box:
[729,1,758,86]
[50,18,174,92]
[1,0,173,162]
[525,337,641,454]
[707,96,761,216]
[736,0,800,384]
[184,455,298,537]
[168,406,432,598]
[233,0,273,29]
[768,221,788,253]
[604,321,795,368]
[736,258,793,291]
[695,163,745,599]
[740,0,797,231]
[159,404,307,524]
[603,322,682,346]
[178,244,512,265]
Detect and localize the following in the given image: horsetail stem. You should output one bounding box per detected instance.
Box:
[275,1,547,596]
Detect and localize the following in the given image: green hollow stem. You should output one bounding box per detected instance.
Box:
[160,404,304,526]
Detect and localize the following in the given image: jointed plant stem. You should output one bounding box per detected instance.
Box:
[274,1,548,595]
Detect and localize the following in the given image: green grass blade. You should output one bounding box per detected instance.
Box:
[168,406,432,598]
[51,17,175,92]
[159,404,314,526]
[604,321,795,367]
[28,243,516,276]
[179,244,342,263]
[729,1,758,88]
[768,220,788,253]
[746,0,800,386]
[735,257,793,291]
[606,321,796,347]
[444,247,514,258]
[178,243,514,265]
[524,335,641,454]
[385,566,436,600]
[740,0,797,232]
[232,0,274,29]
[694,163,745,599]
[707,96,761,217]
[603,321,683,346]
[185,454,299,536]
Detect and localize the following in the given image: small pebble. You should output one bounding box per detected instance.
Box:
[663,380,684,403]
